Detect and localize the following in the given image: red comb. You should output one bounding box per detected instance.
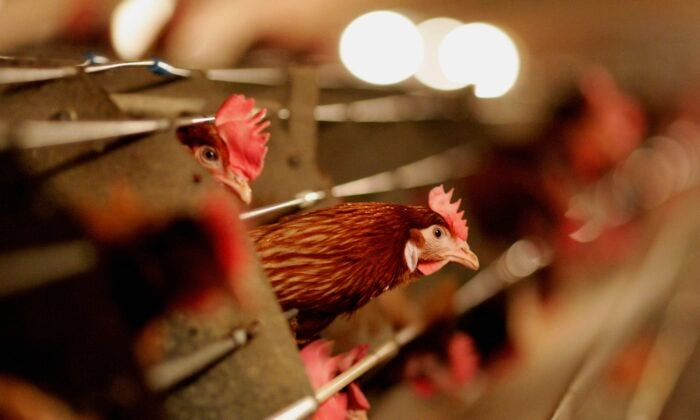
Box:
[215,94,270,181]
[428,185,468,241]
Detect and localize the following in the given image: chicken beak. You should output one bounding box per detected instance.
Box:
[220,173,252,204]
[452,241,480,271]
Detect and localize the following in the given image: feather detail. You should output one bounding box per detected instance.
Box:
[250,202,444,341]
[214,95,270,181]
[428,185,468,241]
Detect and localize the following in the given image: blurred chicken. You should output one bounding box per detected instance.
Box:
[249,185,479,343]
[364,278,482,400]
[79,188,255,315]
[403,279,481,399]
[403,332,480,399]
[177,94,270,204]
[300,340,370,420]
[0,376,89,420]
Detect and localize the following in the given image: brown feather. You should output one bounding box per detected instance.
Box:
[249,202,446,341]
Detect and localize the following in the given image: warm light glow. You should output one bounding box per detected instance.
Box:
[339,11,424,85]
[439,23,520,98]
[111,0,176,60]
[415,17,464,91]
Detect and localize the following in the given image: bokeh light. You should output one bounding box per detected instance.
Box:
[415,17,465,91]
[439,23,520,98]
[339,11,424,85]
[111,0,176,60]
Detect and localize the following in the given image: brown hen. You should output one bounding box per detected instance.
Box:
[249,186,479,343]
[177,94,270,204]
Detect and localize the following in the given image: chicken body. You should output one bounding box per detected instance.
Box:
[250,199,479,342]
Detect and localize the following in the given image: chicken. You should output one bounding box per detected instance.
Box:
[249,185,479,343]
[177,94,270,204]
[78,188,256,313]
[299,340,370,420]
[403,332,480,398]
[0,375,86,420]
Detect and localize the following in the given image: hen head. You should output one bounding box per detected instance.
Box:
[177,94,270,204]
[405,185,479,275]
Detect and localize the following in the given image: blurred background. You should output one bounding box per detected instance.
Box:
[2,0,700,419]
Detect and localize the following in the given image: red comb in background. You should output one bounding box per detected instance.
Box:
[429,185,469,241]
[214,95,271,182]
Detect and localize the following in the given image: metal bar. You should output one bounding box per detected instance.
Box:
[0,58,194,84]
[454,238,552,316]
[0,240,98,297]
[241,143,482,221]
[315,331,408,402]
[267,397,317,420]
[11,120,170,149]
[205,68,287,85]
[313,94,458,123]
[175,116,215,125]
[83,60,159,73]
[0,57,276,84]
[331,143,481,198]
[145,323,258,392]
[625,260,700,419]
[0,66,78,84]
[239,191,327,220]
[0,115,214,150]
[1,57,465,121]
[0,98,472,152]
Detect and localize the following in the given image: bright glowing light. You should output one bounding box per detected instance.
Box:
[440,23,520,98]
[111,0,176,60]
[415,17,464,91]
[340,11,424,85]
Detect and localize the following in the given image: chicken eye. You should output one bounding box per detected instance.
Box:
[433,227,443,238]
[195,146,224,171]
[202,147,219,161]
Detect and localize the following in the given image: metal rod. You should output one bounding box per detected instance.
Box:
[0,240,98,297]
[0,115,213,150]
[83,60,160,73]
[0,56,279,85]
[454,238,552,316]
[0,98,471,152]
[205,68,287,85]
[240,191,327,220]
[241,143,482,221]
[1,57,465,122]
[84,59,193,78]
[0,66,78,84]
[315,331,408,402]
[331,143,481,198]
[313,94,461,123]
[0,58,195,84]
[145,322,258,392]
[267,397,318,420]
[625,275,700,419]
